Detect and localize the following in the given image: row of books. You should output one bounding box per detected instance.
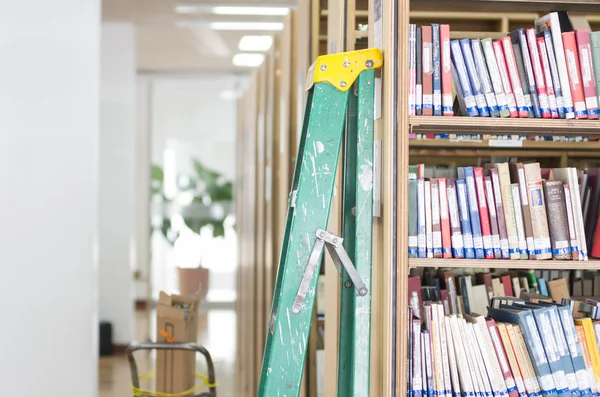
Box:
[408,163,600,260]
[409,134,591,142]
[408,295,600,397]
[408,11,600,120]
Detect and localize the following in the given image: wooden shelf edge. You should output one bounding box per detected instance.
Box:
[410,0,600,13]
[409,139,600,150]
[410,116,600,136]
[409,258,600,269]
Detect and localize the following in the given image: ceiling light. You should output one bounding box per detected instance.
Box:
[232,53,265,67]
[175,5,207,14]
[210,22,284,31]
[238,36,273,52]
[220,90,242,100]
[212,6,289,16]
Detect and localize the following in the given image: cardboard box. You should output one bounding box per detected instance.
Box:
[156,289,201,396]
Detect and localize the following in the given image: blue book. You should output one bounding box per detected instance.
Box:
[488,306,558,397]
[451,40,479,117]
[537,279,548,296]
[460,38,490,117]
[456,179,475,259]
[432,24,442,116]
[460,167,484,259]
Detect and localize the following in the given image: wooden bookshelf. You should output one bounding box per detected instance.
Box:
[411,0,600,13]
[410,116,600,136]
[409,258,600,269]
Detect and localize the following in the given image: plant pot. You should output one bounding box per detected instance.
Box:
[178,266,209,300]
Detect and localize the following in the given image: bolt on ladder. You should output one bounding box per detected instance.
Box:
[257,48,383,397]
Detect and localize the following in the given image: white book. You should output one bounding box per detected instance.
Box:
[425,181,433,258]
[417,179,427,258]
[412,321,423,395]
[501,38,529,115]
[552,168,587,260]
[447,181,464,258]
[466,323,496,397]
[472,39,499,116]
[436,304,452,397]
[564,185,579,257]
[485,176,502,255]
[431,181,443,257]
[535,13,575,118]
[460,319,487,397]
[452,316,480,397]
[444,316,462,397]
[511,184,529,258]
[482,38,510,117]
[432,307,446,397]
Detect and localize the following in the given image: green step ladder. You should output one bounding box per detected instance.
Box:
[257,48,383,397]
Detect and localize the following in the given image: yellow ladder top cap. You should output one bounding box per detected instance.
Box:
[306,48,383,92]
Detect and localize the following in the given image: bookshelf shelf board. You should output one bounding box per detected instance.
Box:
[409,258,600,269]
[410,0,600,13]
[409,116,600,136]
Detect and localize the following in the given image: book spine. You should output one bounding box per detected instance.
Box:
[524,163,553,260]
[418,178,427,258]
[431,179,443,258]
[451,40,479,117]
[409,178,419,257]
[558,306,593,397]
[569,168,588,260]
[432,24,442,116]
[563,32,588,119]
[438,178,452,258]
[575,29,599,119]
[485,176,502,258]
[444,317,462,397]
[457,179,475,259]
[451,61,469,117]
[412,320,423,397]
[564,184,580,260]
[460,38,490,116]
[590,32,600,111]
[512,163,537,258]
[491,168,510,258]
[514,29,537,117]
[498,164,521,258]
[474,167,494,258]
[493,40,519,118]
[547,306,581,397]
[465,167,484,258]
[540,13,575,118]
[543,29,567,118]
[425,180,433,258]
[422,26,433,116]
[482,38,510,117]
[487,321,519,397]
[497,323,528,397]
[409,24,417,116]
[533,309,570,397]
[447,179,465,258]
[537,36,560,119]
[527,28,552,118]
[416,27,423,115]
[511,183,529,259]
[441,24,453,116]
[501,36,529,117]
[543,180,573,259]
[473,39,500,117]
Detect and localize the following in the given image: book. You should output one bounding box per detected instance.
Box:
[409,24,417,116]
[501,36,529,117]
[457,179,475,259]
[542,29,567,118]
[485,176,503,258]
[474,167,495,258]
[526,28,552,118]
[575,29,599,119]
[440,24,453,116]
[491,168,511,258]
[510,163,537,258]
[447,179,465,259]
[524,163,552,259]
[422,26,433,116]
[472,38,500,117]
[451,40,479,117]
[438,178,452,258]
[562,31,588,119]
[460,38,490,116]
[416,27,423,115]
[432,24,442,116]
[590,32,600,112]
[535,12,576,119]
[543,180,573,259]
[510,29,538,117]
[493,39,519,118]
[482,38,511,118]
[537,36,560,118]
[409,167,419,258]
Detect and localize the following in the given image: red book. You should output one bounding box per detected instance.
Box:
[486,319,520,397]
[422,26,433,116]
[438,178,452,258]
[440,24,453,116]
[563,31,588,119]
[575,29,599,119]
[526,28,551,118]
[501,36,529,118]
[500,275,514,296]
[493,40,519,118]
[417,163,425,179]
[474,167,494,259]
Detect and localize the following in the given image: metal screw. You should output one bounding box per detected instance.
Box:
[320,64,327,71]
[340,81,347,88]
[345,281,353,288]
[358,287,368,296]
[319,232,325,238]
[332,238,338,244]
[366,60,374,68]
[343,60,350,67]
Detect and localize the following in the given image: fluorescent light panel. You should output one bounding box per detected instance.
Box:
[212,6,289,16]
[210,22,284,31]
[232,53,265,67]
[238,35,273,52]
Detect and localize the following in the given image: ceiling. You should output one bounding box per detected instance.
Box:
[102,0,295,74]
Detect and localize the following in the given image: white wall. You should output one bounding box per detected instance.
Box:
[0,1,100,395]
[99,22,136,345]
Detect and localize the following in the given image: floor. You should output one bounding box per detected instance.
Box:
[99,307,236,397]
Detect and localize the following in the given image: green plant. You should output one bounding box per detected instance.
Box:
[151,158,233,243]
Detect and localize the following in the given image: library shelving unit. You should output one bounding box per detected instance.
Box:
[389,1,600,397]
